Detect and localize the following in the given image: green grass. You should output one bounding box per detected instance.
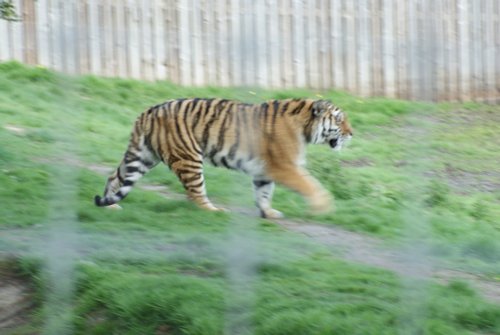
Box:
[1,61,499,334]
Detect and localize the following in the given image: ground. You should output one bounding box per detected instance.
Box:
[0,62,499,334]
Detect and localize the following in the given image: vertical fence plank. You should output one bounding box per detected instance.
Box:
[163,0,172,82]
[141,0,154,80]
[495,0,500,101]
[190,0,203,85]
[382,0,396,98]
[394,0,407,99]
[110,0,118,76]
[64,0,77,74]
[484,0,496,102]
[292,0,305,88]
[344,0,356,93]
[77,0,90,75]
[200,0,212,84]
[88,0,101,75]
[318,0,331,89]
[215,0,229,86]
[357,0,371,97]
[407,0,418,100]
[471,0,482,100]
[240,0,248,85]
[35,0,49,66]
[330,0,343,89]
[228,0,240,86]
[450,0,458,102]
[164,0,179,83]
[371,0,383,96]
[22,0,37,65]
[255,0,268,87]
[442,0,452,101]
[152,0,166,80]
[127,0,140,79]
[457,0,470,101]
[306,0,318,88]
[101,0,109,76]
[178,0,191,85]
[249,0,257,86]
[435,0,446,100]
[280,0,292,88]
[110,0,117,76]
[267,0,280,88]
[324,0,333,90]
[450,0,460,101]
[0,4,10,61]
[50,0,63,71]
[9,0,24,62]
[115,0,127,78]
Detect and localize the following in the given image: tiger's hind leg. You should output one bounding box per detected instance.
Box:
[170,158,224,211]
[253,179,284,219]
[95,146,159,207]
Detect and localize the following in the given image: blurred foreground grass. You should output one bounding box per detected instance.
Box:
[1,62,499,334]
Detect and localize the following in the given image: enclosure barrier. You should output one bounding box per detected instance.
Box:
[0,0,499,102]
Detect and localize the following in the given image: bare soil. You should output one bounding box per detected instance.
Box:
[0,261,36,334]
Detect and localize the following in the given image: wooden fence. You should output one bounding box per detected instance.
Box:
[1,0,499,102]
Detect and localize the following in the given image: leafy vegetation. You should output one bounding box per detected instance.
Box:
[1,62,499,334]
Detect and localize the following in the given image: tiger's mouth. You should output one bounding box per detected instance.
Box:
[329,138,338,149]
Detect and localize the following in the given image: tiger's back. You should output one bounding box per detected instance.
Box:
[95,98,353,218]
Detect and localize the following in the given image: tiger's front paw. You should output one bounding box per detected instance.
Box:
[260,208,284,219]
[310,191,335,215]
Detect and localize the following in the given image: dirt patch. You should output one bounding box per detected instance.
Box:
[271,218,500,304]
[425,166,500,194]
[0,261,36,333]
[340,158,374,168]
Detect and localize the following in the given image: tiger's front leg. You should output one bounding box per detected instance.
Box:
[268,166,334,215]
[253,179,284,219]
[170,159,224,211]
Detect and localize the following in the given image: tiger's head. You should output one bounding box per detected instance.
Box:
[311,100,353,151]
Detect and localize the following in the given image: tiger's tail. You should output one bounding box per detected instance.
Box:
[94,115,159,207]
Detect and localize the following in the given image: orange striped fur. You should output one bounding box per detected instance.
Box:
[95,98,353,217]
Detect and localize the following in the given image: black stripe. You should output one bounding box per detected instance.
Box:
[153,108,164,158]
[253,180,272,188]
[174,99,187,114]
[200,100,220,151]
[220,157,232,169]
[176,167,203,174]
[290,100,306,115]
[126,165,140,174]
[183,101,202,154]
[191,99,203,130]
[215,109,231,152]
[123,180,134,187]
[186,180,204,189]
[174,100,194,152]
[114,166,125,183]
[272,100,279,118]
[227,114,240,160]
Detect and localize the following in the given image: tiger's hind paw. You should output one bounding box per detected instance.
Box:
[260,208,284,219]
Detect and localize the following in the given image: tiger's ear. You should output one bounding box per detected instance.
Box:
[312,100,330,117]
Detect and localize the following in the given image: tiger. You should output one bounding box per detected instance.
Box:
[94,98,353,218]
